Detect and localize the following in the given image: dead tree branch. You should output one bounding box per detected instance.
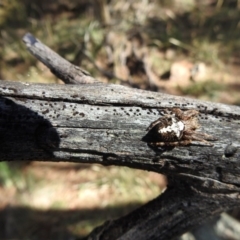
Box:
[0,33,240,240]
[23,33,99,84]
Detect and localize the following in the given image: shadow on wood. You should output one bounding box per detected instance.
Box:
[0,32,239,239]
[0,96,60,161]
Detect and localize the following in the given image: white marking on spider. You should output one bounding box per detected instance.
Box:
[158,118,184,139]
[146,108,216,147]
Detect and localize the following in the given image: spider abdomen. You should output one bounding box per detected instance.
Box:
[145,108,215,147]
[151,117,184,142]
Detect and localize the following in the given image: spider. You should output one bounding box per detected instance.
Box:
[146,108,215,147]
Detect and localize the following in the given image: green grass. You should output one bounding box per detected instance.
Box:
[179,80,225,100]
[0,162,26,188]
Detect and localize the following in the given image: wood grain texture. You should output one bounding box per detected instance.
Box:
[0,81,239,188]
[83,181,240,240]
[0,32,239,240]
[0,80,240,239]
[22,33,99,84]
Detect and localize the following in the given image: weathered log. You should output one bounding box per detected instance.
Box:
[0,33,240,240]
[1,80,239,179]
[1,79,240,239]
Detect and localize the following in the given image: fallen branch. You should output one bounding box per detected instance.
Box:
[23,33,99,84]
[0,33,239,239]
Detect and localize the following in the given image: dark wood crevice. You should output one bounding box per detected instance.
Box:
[0,33,240,239]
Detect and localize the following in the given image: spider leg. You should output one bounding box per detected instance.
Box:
[160,108,170,115]
[146,118,162,131]
[184,132,215,146]
[195,132,217,141]
[172,108,198,120]
[177,140,192,146]
[182,110,199,120]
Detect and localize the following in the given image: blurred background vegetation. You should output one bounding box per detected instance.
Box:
[0,0,240,239]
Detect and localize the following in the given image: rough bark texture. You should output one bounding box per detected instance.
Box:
[23,33,99,84]
[1,80,239,179]
[0,33,240,240]
[1,80,240,239]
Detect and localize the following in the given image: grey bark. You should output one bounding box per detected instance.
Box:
[23,33,99,84]
[0,33,240,240]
